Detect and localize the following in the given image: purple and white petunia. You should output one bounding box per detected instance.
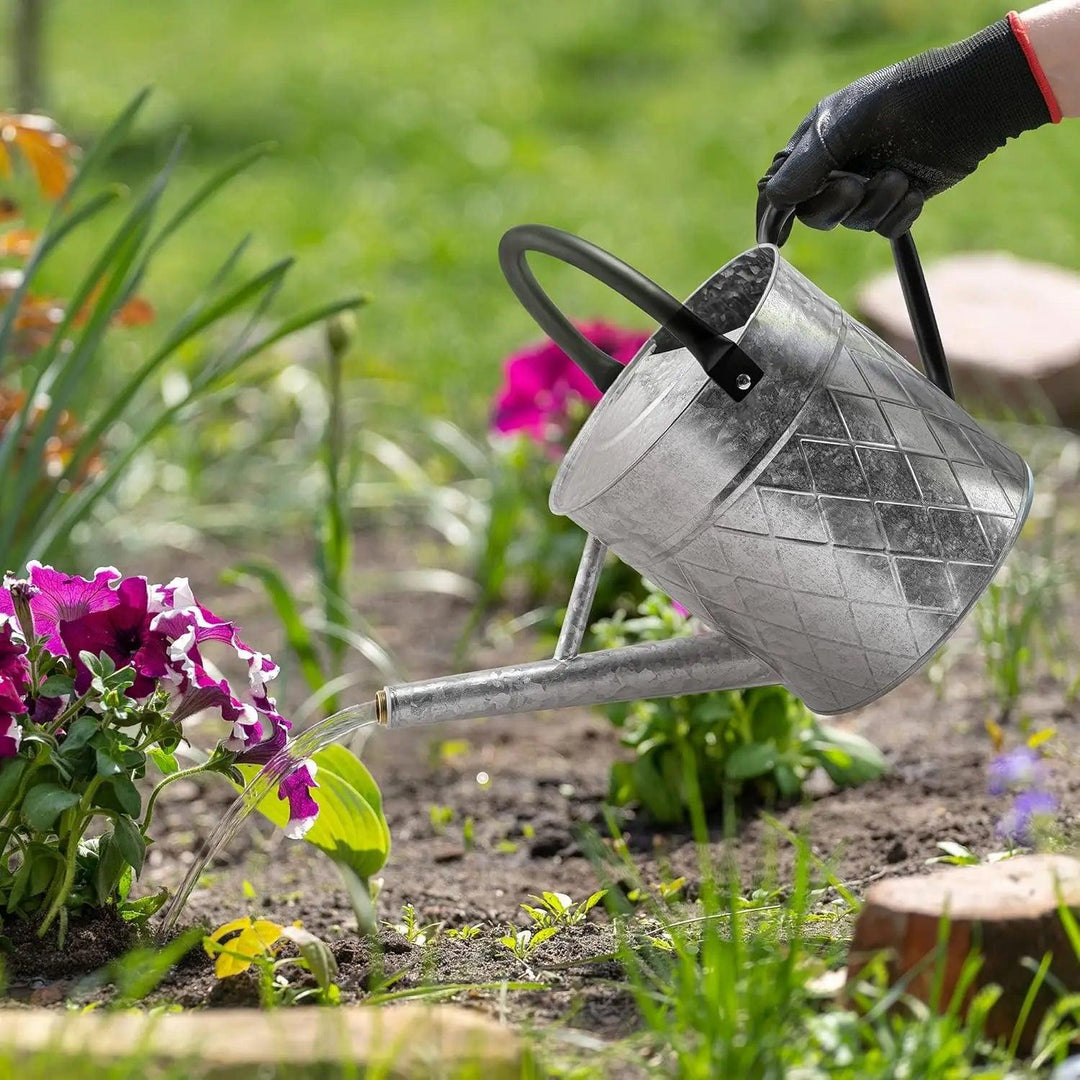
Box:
[279,760,319,839]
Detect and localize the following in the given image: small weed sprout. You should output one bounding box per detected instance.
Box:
[387,903,442,946]
[428,804,454,833]
[500,925,560,962]
[446,924,483,941]
[521,890,606,928]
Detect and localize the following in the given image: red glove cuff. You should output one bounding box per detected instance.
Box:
[1008,10,1063,123]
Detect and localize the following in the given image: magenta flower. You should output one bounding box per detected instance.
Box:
[491,321,648,443]
[0,622,31,698]
[0,673,27,758]
[0,563,120,655]
[59,576,168,699]
[279,760,319,839]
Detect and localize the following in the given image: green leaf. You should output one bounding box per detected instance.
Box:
[748,690,791,742]
[812,726,888,787]
[113,815,146,875]
[281,925,338,992]
[95,774,141,818]
[57,716,97,756]
[0,759,27,818]
[239,745,390,880]
[95,749,122,777]
[724,742,777,781]
[22,784,81,831]
[148,748,179,775]
[107,926,202,1002]
[118,887,170,923]
[94,832,127,905]
[530,925,560,948]
[38,674,75,698]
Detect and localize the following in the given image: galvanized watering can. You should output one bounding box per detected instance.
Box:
[375,213,1032,728]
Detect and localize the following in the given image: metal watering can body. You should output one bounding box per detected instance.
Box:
[377,220,1032,728]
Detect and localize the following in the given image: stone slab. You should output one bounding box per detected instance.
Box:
[859,252,1080,425]
[0,1004,523,1078]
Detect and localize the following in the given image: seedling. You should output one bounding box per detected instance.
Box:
[446,924,483,941]
[428,804,454,833]
[521,889,606,928]
[500,925,560,962]
[386,903,442,947]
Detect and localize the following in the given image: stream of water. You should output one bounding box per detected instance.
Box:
[160,699,379,931]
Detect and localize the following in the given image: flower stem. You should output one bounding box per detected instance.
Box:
[142,763,213,836]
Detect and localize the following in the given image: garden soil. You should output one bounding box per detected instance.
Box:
[4,529,1078,1039]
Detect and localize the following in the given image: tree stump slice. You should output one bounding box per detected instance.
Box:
[848,854,1080,1049]
[858,252,1080,426]
[0,1004,522,1078]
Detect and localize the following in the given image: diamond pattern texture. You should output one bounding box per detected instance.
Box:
[650,318,1030,713]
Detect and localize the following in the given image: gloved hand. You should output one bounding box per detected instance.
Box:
[757,15,1058,242]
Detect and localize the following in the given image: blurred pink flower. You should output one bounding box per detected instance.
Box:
[491,321,648,443]
[280,760,319,839]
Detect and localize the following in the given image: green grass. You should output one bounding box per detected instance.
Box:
[12,0,1080,430]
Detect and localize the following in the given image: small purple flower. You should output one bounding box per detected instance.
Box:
[987,746,1047,797]
[996,789,1057,844]
[0,563,120,655]
[279,761,319,839]
[491,321,648,444]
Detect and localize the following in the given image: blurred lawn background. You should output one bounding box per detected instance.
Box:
[15,0,1080,429]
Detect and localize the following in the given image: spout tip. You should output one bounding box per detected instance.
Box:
[375,688,389,727]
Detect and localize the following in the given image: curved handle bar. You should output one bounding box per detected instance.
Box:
[498,224,763,400]
[757,200,954,399]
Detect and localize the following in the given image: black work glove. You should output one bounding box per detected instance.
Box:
[757,17,1055,242]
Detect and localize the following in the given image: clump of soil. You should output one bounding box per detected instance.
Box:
[3,906,135,980]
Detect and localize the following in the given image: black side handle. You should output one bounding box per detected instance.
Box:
[498,224,764,400]
[757,202,954,399]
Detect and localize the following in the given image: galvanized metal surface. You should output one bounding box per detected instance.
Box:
[382,243,1032,726]
[384,631,777,728]
[553,534,607,661]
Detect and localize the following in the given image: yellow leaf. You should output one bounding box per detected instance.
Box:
[985,718,1004,752]
[204,916,284,979]
[1027,727,1056,750]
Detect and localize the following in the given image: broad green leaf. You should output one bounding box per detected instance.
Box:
[812,726,888,787]
[58,716,98,756]
[94,832,127,905]
[239,745,389,880]
[0,759,27,817]
[38,674,74,698]
[724,742,777,781]
[22,783,81,831]
[148,748,179,775]
[95,774,141,818]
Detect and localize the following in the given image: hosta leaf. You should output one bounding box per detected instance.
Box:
[239,745,390,880]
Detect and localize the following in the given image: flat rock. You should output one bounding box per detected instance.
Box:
[848,854,1080,1049]
[859,252,1080,425]
[0,1004,522,1078]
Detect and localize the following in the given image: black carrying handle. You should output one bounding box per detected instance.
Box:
[498,224,764,401]
[757,203,954,399]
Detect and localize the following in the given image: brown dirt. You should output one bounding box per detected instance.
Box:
[3,526,1079,1039]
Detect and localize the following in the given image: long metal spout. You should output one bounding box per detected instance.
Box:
[378,631,776,728]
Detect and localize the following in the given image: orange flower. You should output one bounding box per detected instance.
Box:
[0,384,102,485]
[0,114,75,200]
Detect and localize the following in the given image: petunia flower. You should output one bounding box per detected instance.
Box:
[279,760,319,839]
[491,321,648,444]
[0,673,27,757]
[0,621,31,697]
[59,576,167,699]
[0,563,120,655]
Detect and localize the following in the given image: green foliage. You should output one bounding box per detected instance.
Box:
[240,744,391,883]
[592,591,886,824]
[0,92,363,567]
[521,889,605,929]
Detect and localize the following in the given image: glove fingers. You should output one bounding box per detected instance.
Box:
[794,174,866,231]
[761,112,837,210]
[842,169,909,232]
[877,189,926,239]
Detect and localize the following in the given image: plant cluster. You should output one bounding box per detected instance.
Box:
[0,563,386,943]
[592,591,887,824]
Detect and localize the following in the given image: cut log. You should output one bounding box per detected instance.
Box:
[0,1004,522,1078]
[848,854,1080,1049]
[858,252,1080,426]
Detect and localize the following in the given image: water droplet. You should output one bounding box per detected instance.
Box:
[736,373,752,391]
[476,771,491,787]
